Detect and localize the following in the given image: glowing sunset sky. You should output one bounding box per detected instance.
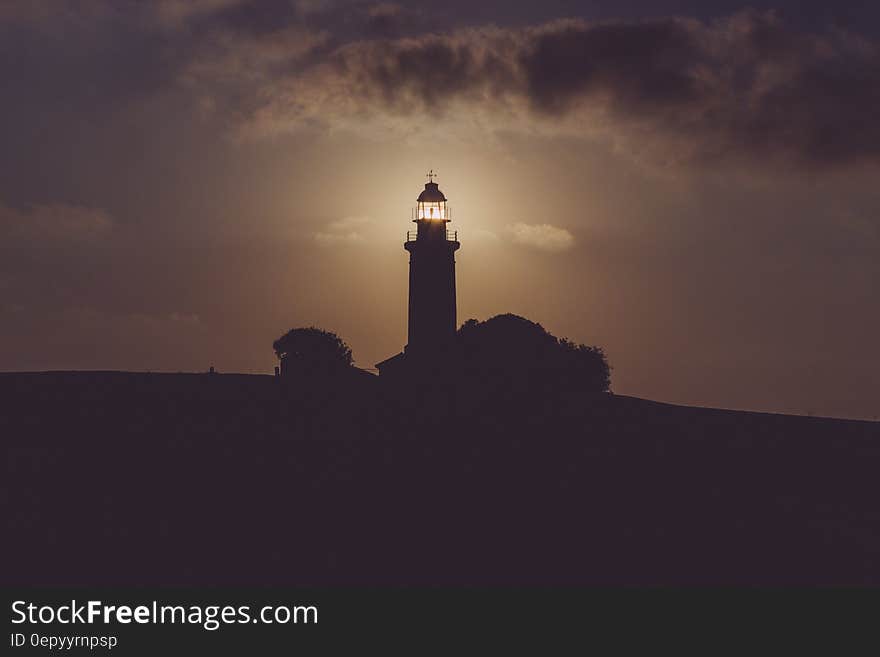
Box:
[1,1,878,419]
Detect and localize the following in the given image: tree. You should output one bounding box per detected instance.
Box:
[457,314,557,369]
[455,314,611,394]
[556,339,611,394]
[273,327,353,374]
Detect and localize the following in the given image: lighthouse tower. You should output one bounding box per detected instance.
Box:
[376,171,460,374]
[406,172,460,355]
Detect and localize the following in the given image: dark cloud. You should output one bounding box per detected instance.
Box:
[336,13,880,165]
[5,3,877,166]
[224,10,880,168]
[363,3,423,38]
[331,30,520,111]
[521,18,706,115]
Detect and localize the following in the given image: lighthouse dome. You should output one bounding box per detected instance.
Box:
[417,182,446,203]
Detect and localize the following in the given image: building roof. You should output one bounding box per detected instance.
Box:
[375,351,406,372]
[417,182,446,203]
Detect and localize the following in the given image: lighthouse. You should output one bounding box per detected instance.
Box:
[376,171,460,375]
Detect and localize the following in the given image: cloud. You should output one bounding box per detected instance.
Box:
[507,223,574,252]
[181,25,329,86]
[213,11,880,168]
[0,202,113,244]
[364,3,422,38]
[5,5,880,169]
[313,215,372,244]
[153,0,247,29]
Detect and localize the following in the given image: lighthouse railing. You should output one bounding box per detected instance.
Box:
[405,230,458,242]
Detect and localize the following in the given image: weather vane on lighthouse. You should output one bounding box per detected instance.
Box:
[375,173,461,376]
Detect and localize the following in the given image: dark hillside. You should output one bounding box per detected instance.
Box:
[3,371,878,586]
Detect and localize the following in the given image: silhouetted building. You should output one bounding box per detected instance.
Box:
[377,172,460,375]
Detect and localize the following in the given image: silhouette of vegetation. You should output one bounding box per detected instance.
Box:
[273,327,353,375]
[557,338,612,394]
[455,313,611,394]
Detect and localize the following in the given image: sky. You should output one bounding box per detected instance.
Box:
[1,0,878,419]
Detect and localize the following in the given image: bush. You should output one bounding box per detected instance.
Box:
[273,327,353,375]
[455,314,610,394]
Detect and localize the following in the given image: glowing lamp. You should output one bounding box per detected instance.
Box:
[417,199,446,220]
